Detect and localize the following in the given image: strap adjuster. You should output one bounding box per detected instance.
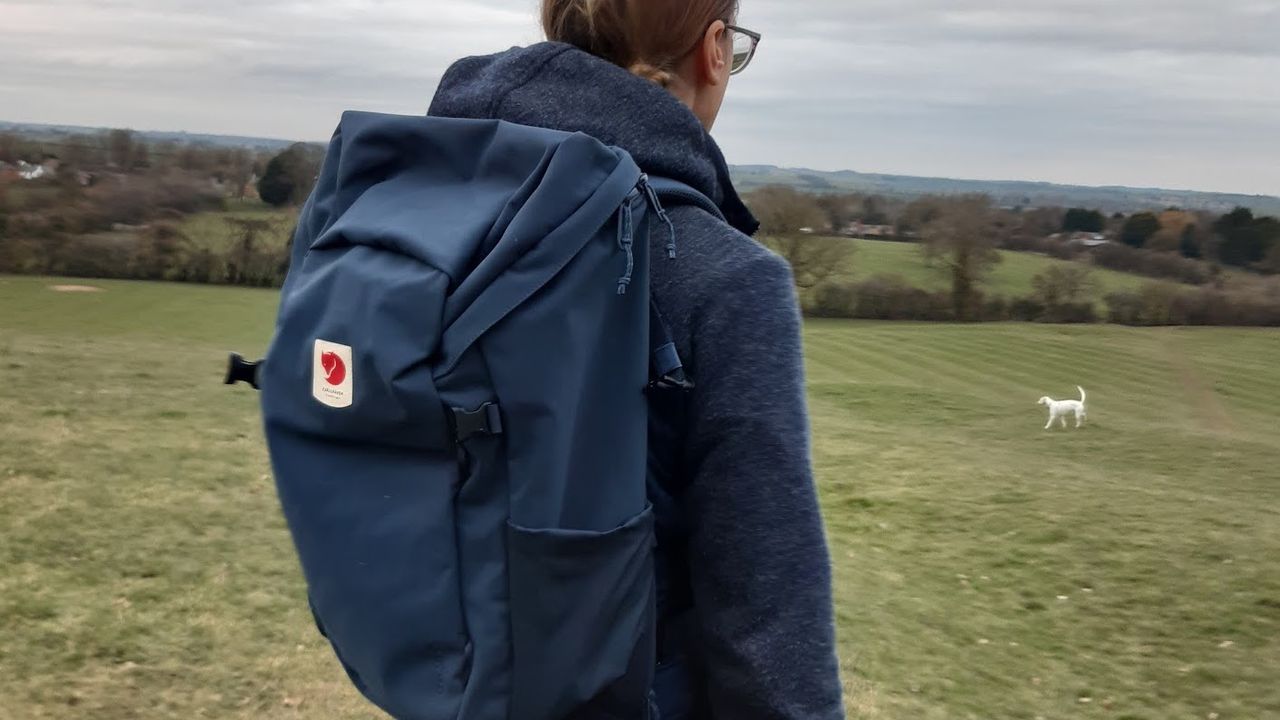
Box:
[225,353,262,390]
[451,403,503,444]
[646,374,694,394]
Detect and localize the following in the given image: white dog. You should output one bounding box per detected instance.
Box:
[1038,386,1087,430]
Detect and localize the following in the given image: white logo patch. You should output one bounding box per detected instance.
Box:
[313,339,354,408]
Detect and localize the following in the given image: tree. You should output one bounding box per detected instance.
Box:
[257,143,324,207]
[130,143,152,171]
[1106,212,1127,236]
[1179,224,1203,259]
[1119,212,1160,248]
[920,194,1001,320]
[1032,266,1095,308]
[130,222,188,280]
[747,186,856,290]
[108,129,136,169]
[746,186,826,236]
[1259,217,1280,270]
[762,236,856,290]
[1021,207,1066,238]
[0,134,13,163]
[1062,208,1105,233]
[1147,210,1198,253]
[257,154,294,207]
[815,194,856,233]
[1214,208,1255,267]
[177,144,211,173]
[861,195,889,225]
[226,149,255,199]
[897,196,946,237]
[1214,207,1280,269]
[1263,241,1280,274]
[224,218,276,285]
[56,134,102,170]
[0,182,9,241]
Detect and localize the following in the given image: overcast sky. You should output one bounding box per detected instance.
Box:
[2,0,1277,195]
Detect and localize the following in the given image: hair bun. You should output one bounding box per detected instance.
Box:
[628,61,675,88]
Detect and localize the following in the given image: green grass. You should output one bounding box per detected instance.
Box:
[807,321,1280,718]
[843,237,1162,299]
[2,275,1278,720]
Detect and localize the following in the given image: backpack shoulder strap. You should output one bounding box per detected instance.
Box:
[642,176,714,391]
[643,175,725,222]
[649,300,689,390]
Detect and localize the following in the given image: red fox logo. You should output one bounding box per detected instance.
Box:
[321,351,346,386]
[313,340,353,409]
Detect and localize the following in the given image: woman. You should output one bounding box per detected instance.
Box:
[430,2,844,717]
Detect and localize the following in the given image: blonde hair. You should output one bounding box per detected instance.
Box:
[542,0,738,88]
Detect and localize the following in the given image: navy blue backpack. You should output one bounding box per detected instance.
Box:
[226,111,722,720]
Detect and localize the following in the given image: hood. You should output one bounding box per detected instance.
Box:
[428,42,759,237]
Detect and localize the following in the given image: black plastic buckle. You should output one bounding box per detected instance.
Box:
[646,374,695,395]
[451,403,503,444]
[225,353,262,390]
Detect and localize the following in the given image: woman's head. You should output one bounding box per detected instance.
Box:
[541,0,756,130]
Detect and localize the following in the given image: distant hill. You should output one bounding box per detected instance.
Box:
[0,121,299,152]
[730,165,1280,216]
[5,120,1276,215]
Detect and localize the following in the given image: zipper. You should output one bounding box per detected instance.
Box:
[616,187,639,295]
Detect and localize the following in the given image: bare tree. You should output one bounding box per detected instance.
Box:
[225,218,275,286]
[896,195,949,238]
[108,129,135,169]
[226,149,255,200]
[746,186,856,290]
[1032,266,1095,307]
[1019,206,1066,239]
[0,133,22,163]
[747,186,827,236]
[921,194,1001,320]
[763,235,857,290]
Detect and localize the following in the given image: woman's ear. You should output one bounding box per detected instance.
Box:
[696,19,730,86]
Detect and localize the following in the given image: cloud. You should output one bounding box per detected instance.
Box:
[1,0,1277,194]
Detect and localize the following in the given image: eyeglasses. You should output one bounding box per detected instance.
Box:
[726,24,761,75]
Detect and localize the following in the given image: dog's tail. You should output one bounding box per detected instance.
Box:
[1078,385,1086,404]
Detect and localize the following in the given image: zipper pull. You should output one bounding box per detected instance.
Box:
[639,175,678,259]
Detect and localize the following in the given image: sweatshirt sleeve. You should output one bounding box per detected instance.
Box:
[683,251,845,720]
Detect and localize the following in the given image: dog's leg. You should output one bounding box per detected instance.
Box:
[1060,414,1068,429]
[1045,412,1054,431]
[1075,410,1083,428]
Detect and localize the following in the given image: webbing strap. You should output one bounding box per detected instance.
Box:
[649,299,687,385]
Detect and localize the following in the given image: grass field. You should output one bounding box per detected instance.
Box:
[842,238,1161,300]
[2,275,1278,720]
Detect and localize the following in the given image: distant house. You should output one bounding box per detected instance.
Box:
[842,221,896,239]
[13,158,59,181]
[16,161,45,180]
[1050,231,1111,248]
[1067,232,1110,248]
